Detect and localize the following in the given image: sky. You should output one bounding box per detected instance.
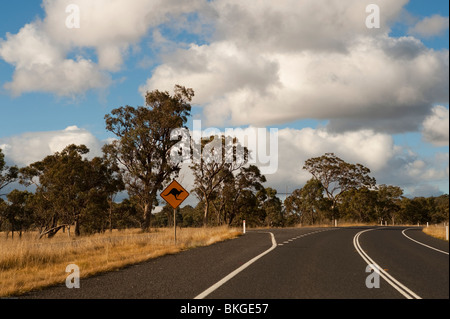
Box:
[0,0,448,205]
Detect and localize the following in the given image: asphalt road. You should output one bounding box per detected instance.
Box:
[22,226,448,300]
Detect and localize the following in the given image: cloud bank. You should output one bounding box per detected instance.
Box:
[3,125,447,197]
[0,126,103,167]
[0,0,203,97]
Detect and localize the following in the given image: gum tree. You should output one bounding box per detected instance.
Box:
[20,144,121,237]
[303,153,376,221]
[285,178,331,225]
[104,85,194,231]
[191,135,249,226]
[0,148,18,197]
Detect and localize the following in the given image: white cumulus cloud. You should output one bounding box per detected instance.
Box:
[409,14,449,38]
[0,126,103,167]
[0,0,204,97]
[422,105,449,147]
[140,0,449,133]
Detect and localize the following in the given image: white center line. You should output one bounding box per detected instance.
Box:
[353,228,421,299]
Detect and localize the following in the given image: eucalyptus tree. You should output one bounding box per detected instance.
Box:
[303,153,376,221]
[285,178,330,225]
[216,165,266,225]
[191,134,249,226]
[20,144,121,237]
[104,85,194,231]
[0,148,18,196]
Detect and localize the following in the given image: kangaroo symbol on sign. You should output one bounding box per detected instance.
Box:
[164,188,184,200]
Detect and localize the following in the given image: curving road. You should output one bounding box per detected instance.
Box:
[23,226,448,300]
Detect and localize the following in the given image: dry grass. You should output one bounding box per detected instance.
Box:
[0,226,241,297]
[422,225,449,241]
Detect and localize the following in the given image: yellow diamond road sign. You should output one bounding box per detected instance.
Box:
[160,180,189,209]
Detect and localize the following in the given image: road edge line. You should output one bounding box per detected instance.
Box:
[194,232,277,299]
[402,228,449,255]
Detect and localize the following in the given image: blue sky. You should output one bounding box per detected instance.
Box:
[0,0,448,199]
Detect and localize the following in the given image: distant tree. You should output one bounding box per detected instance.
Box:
[340,187,377,223]
[104,85,194,231]
[0,190,33,239]
[284,189,303,225]
[214,165,266,226]
[258,187,284,227]
[180,205,203,227]
[0,148,19,196]
[432,194,449,223]
[20,144,120,238]
[20,144,90,237]
[113,198,141,230]
[94,152,125,232]
[0,197,6,232]
[374,185,403,224]
[191,135,248,226]
[285,179,331,225]
[303,153,376,221]
[398,197,430,224]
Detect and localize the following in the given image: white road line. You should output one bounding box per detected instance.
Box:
[194,232,277,299]
[353,228,422,300]
[402,228,449,255]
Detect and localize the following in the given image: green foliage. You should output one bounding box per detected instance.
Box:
[285,179,331,225]
[0,148,19,195]
[0,190,33,238]
[104,85,193,231]
[397,195,449,225]
[191,134,249,226]
[303,153,376,219]
[257,187,284,227]
[18,144,123,237]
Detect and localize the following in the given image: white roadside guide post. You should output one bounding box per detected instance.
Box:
[446,225,449,241]
[243,220,246,234]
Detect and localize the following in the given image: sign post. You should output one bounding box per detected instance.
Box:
[160,180,190,245]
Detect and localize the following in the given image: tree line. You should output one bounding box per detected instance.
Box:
[0,86,448,238]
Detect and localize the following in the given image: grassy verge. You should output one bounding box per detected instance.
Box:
[0,226,241,297]
[422,225,448,241]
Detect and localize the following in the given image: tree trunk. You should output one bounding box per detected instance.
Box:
[74,215,81,237]
[203,200,210,226]
[109,199,113,233]
[47,214,58,238]
[142,202,153,232]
